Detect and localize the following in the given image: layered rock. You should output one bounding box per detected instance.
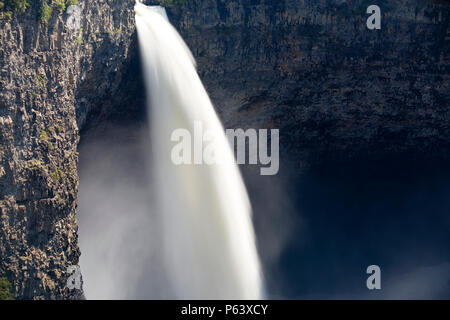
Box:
[164,0,449,165]
[0,0,138,300]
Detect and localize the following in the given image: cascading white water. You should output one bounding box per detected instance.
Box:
[135,2,263,299]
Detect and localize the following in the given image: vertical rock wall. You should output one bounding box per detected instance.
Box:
[0,0,138,299]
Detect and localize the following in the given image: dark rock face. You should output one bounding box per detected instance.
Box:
[0,0,448,299]
[0,0,138,300]
[164,0,449,165]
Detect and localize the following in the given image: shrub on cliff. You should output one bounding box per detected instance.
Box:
[0,277,15,300]
[0,0,30,14]
[39,0,52,22]
[159,0,188,7]
[0,0,78,22]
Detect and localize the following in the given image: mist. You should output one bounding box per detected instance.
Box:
[77,122,173,299]
[278,155,450,299]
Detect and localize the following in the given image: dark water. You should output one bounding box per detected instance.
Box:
[246,156,450,299]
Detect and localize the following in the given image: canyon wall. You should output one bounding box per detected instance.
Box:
[0,0,138,299]
[164,0,449,165]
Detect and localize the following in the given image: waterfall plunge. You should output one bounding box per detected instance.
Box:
[135,3,263,299]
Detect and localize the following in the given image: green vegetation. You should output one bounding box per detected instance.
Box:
[36,72,47,87]
[0,277,15,300]
[26,158,47,175]
[27,158,43,168]
[15,0,29,13]
[65,0,76,6]
[39,129,54,150]
[0,0,30,16]
[76,27,83,44]
[0,0,78,22]
[39,129,48,142]
[8,0,30,14]
[39,1,52,23]
[53,0,64,12]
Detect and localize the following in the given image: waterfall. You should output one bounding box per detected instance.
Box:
[135,2,263,299]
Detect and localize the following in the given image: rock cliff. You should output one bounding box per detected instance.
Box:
[164,0,449,165]
[0,0,138,300]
